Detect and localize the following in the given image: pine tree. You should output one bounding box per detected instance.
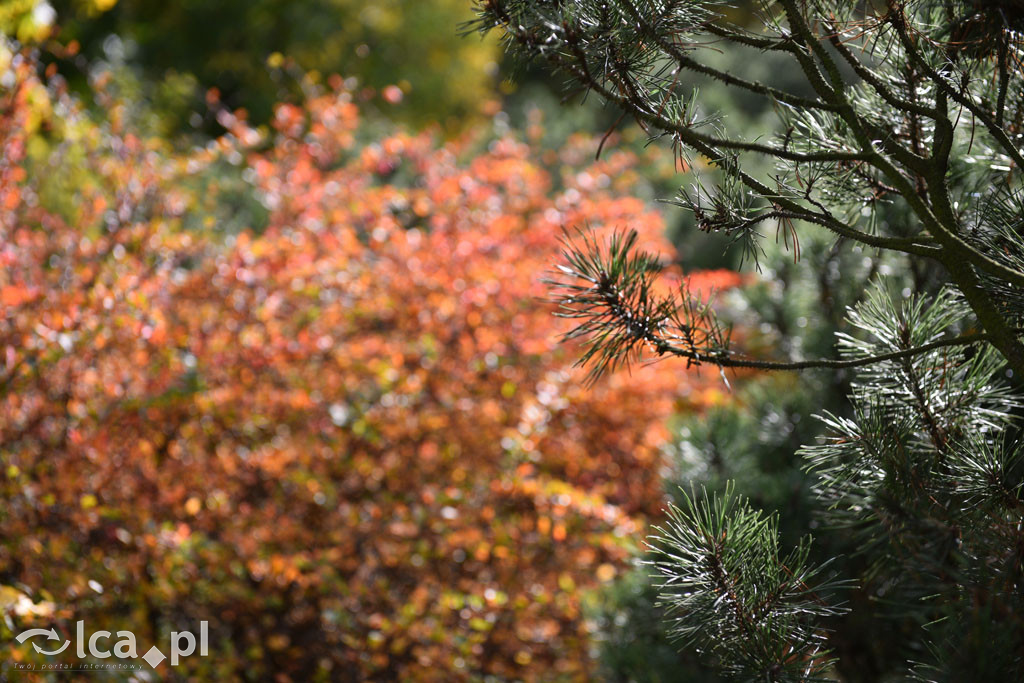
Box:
[470,1,1024,679]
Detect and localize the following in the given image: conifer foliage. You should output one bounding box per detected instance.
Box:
[473,0,1024,679]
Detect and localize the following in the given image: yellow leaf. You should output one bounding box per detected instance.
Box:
[596,563,617,582]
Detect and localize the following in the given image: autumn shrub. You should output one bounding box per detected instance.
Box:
[0,57,740,679]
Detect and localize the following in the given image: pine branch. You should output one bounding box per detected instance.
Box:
[551,230,1012,375]
[886,2,1024,171]
[648,483,848,682]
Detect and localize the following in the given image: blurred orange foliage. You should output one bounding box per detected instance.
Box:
[0,63,737,679]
